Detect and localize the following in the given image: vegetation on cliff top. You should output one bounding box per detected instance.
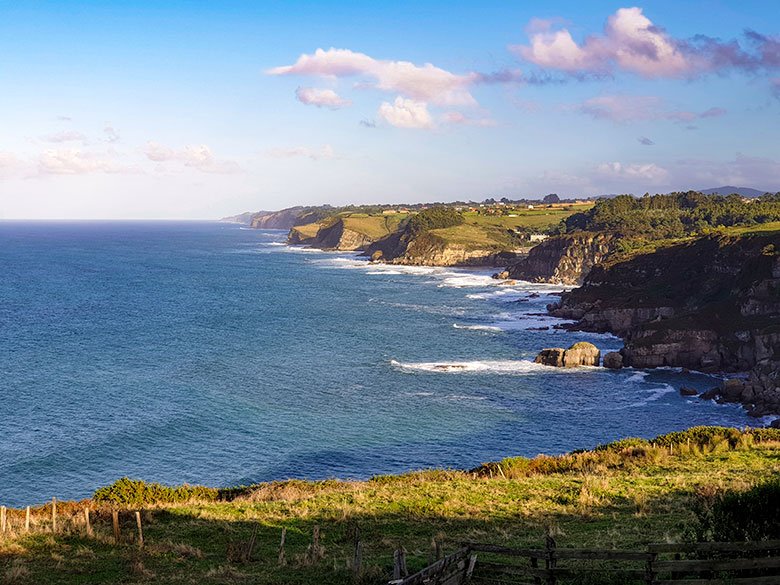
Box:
[561,192,780,242]
[1,428,778,584]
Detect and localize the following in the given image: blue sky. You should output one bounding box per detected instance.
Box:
[0,0,778,219]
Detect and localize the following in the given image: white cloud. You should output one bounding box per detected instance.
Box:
[378,97,434,129]
[295,87,351,109]
[515,7,708,78]
[266,144,337,160]
[269,47,476,107]
[143,142,241,174]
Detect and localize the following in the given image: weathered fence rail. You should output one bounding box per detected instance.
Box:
[390,539,780,585]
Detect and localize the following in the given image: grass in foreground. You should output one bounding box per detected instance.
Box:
[1,427,778,584]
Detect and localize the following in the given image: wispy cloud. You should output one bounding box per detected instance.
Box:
[442,111,496,127]
[513,7,780,80]
[266,144,337,160]
[578,95,726,123]
[143,142,241,174]
[37,149,132,175]
[638,136,655,146]
[42,130,87,144]
[103,124,120,143]
[295,87,352,109]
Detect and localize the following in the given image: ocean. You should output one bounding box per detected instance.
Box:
[0,221,750,506]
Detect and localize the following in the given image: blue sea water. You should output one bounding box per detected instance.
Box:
[0,221,751,506]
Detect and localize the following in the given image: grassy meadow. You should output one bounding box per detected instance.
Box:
[1,428,778,584]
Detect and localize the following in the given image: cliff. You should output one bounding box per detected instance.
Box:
[251,206,335,230]
[507,233,616,285]
[549,232,780,414]
[286,215,403,251]
[219,211,256,225]
[366,223,527,267]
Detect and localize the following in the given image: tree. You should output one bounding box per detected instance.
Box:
[543,193,560,204]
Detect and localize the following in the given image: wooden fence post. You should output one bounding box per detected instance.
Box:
[1,506,6,535]
[135,511,143,548]
[25,506,30,532]
[278,527,287,566]
[84,508,93,537]
[112,510,120,544]
[545,536,557,585]
[51,498,57,533]
[393,547,408,580]
[645,547,657,585]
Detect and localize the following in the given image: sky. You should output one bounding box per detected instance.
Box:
[0,0,778,219]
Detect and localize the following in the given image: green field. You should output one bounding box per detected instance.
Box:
[1,428,777,584]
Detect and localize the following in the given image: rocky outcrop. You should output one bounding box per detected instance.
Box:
[548,232,780,414]
[603,352,624,369]
[535,342,600,368]
[535,348,566,367]
[700,361,780,417]
[507,233,617,285]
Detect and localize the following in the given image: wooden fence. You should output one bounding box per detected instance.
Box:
[390,538,780,585]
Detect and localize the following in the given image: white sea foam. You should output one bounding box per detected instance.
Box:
[452,323,503,332]
[628,383,677,407]
[625,371,650,383]
[389,358,590,375]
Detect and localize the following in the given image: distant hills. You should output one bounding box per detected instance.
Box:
[699,186,772,198]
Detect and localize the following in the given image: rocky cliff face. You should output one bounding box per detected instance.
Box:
[550,233,780,372]
[507,233,616,285]
[549,232,780,414]
[286,218,377,251]
[366,231,521,267]
[315,220,375,251]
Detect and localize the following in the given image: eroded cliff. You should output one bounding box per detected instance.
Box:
[507,233,616,285]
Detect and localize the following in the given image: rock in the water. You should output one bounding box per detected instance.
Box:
[563,342,600,367]
[720,378,746,402]
[534,348,566,367]
[603,352,623,369]
[700,387,720,400]
[370,250,384,262]
[535,342,600,368]
[770,418,780,429]
[492,270,510,279]
[680,386,698,396]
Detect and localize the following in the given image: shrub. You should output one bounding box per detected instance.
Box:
[405,207,464,234]
[692,477,780,542]
[93,477,219,506]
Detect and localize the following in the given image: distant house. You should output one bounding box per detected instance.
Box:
[529,234,548,242]
[527,204,535,209]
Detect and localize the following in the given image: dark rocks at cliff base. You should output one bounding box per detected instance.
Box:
[535,348,566,367]
[695,362,780,418]
[492,270,510,280]
[680,386,698,396]
[370,250,384,262]
[603,352,624,369]
[535,342,600,368]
